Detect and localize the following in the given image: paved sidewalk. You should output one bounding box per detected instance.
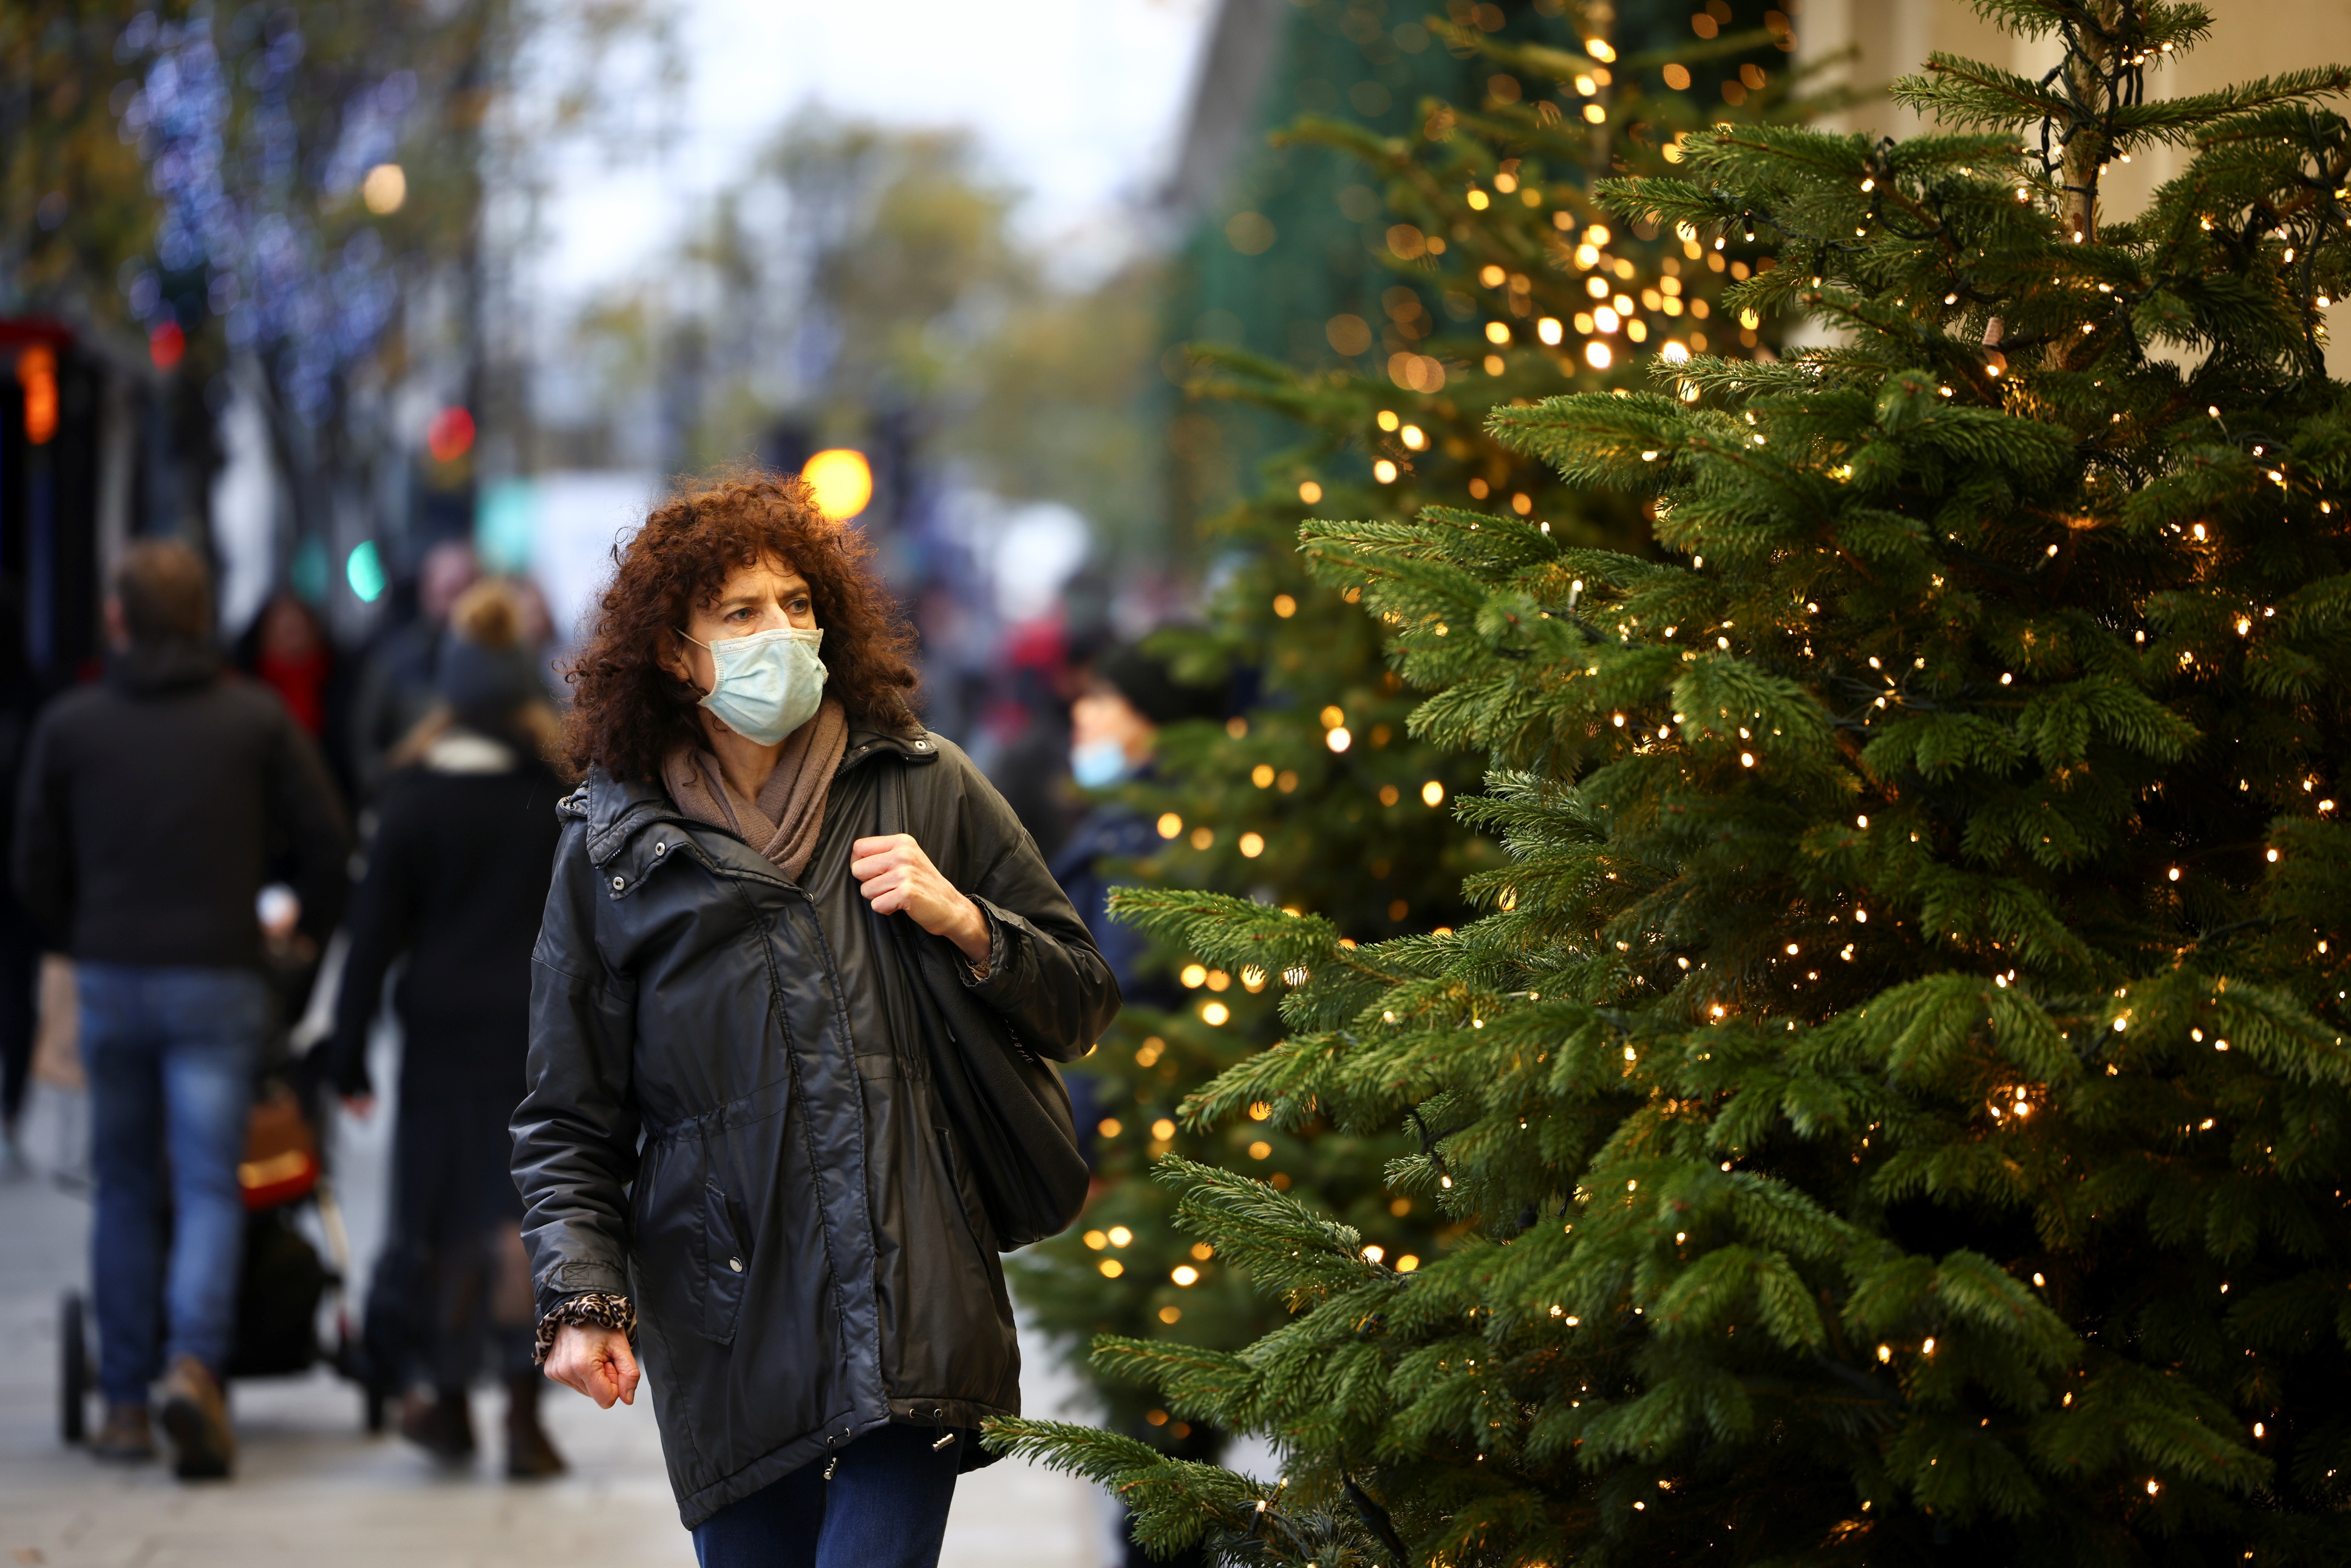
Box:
[1,1085,1112,1568]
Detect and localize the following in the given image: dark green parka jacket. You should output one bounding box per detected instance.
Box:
[512,727,1117,1527]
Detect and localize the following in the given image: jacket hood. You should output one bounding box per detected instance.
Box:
[106,640,222,697]
[566,724,942,868]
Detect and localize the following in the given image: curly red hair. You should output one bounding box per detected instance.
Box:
[560,471,921,781]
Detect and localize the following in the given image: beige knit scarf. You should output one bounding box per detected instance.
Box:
[661,697,849,882]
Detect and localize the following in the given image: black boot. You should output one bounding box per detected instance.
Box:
[504,1374,565,1479]
[398,1385,476,1462]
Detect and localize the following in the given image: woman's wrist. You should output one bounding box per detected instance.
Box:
[947,895,992,968]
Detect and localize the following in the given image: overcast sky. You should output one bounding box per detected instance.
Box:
[529,0,1219,307]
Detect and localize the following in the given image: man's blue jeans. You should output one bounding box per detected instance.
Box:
[79,964,268,1406]
[693,1424,962,1568]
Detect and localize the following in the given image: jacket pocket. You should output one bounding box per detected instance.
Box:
[934,1125,995,1261]
[701,1183,751,1344]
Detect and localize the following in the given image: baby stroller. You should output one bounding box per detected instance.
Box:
[57,1060,375,1444]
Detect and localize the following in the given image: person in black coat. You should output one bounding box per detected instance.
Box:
[322,578,570,1478]
[514,477,1118,1563]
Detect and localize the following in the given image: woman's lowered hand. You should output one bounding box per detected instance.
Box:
[545,1323,640,1409]
[850,833,989,965]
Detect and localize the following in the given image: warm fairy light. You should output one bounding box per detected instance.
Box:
[1171,1265,1199,1286]
[1325,728,1352,753]
[1537,317,1563,345]
[1421,780,1446,807]
[1401,424,1427,450]
[1157,813,1183,839]
[1239,832,1265,858]
[1374,460,1399,483]
[1201,1001,1230,1025]
[1297,481,1322,504]
[1099,1259,1123,1277]
[1272,594,1297,618]
[1585,342,1612,369]
[1181,963,1208,988]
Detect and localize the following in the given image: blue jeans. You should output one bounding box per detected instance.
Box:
[693,1424,962,1568]
[80,964,268,1405]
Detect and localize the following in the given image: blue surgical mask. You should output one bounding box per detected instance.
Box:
[1070,738,1132,790]
[681,625,827,745]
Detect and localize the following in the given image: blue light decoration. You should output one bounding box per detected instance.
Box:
[114,11,413,428]
[345,540,387,603]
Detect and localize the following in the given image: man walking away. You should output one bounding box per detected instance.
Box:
[14,540,351,1479]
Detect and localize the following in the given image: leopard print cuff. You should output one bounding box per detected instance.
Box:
[533,1292,636,1365]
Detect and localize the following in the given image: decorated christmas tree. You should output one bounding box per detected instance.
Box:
[1009,0,1794,1452]
[998,4,2351,1563]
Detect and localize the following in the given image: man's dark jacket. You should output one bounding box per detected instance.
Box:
[511,727,1118,1528]
[13,644,350,966]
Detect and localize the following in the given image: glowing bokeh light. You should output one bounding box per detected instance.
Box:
[345,540,387,603]
[803,449,874,520]
[362,163,407,215]
[16,346,58,444]
[427,406,475,463]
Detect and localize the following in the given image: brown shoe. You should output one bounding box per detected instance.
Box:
[399,1386,477,1462]
[503,1374,566,1480]
[157,1356,234,1479]
[89,1402,155,1462]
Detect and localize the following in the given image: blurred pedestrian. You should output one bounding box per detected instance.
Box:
[239,592,335,738]
[321,579,570,1478]
[977,618,1078,862]
[0,591,45,1168]
[13,540,350,1479]
[514,473,1118,1566]
[1049,642,1222,1007]
[348,539,479,795]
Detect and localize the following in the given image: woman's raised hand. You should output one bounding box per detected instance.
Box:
[545,1323,641,1409]
[851,833,990,965]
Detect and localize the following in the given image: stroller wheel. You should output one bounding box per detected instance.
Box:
[60,1291,90,1445]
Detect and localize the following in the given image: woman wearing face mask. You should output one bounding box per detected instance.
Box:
[1047,643,1223,1011]
[513,475,1119,1567]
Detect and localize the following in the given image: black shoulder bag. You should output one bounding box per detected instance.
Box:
[877,767,1090,1249]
